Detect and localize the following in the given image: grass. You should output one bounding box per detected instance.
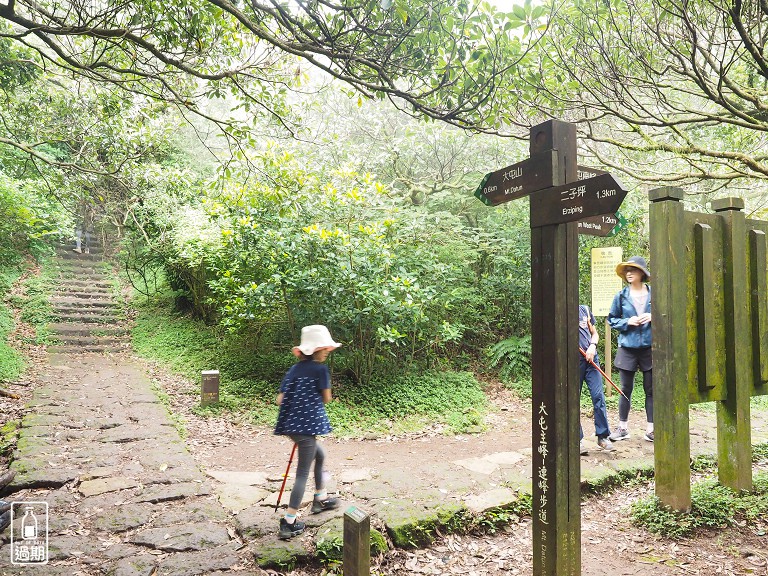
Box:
[631,470,768,539]
[130,292,489,436]
[0,265,26,382]
[4,257,60,346]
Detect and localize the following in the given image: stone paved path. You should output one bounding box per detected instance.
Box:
[2,247,768,574]
[4,346,768,575]
[0,353,248,575]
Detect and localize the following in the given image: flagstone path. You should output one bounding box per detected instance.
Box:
[1,247,768,575]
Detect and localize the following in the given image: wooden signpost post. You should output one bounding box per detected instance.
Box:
[476,120,628,576]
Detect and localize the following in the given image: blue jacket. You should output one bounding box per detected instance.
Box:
[607,285,652,349]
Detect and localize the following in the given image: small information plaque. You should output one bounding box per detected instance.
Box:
[591,247,624,317]
[201,370,220,407]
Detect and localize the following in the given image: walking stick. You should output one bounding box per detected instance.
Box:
[579,347,631,402]
[274,443,297,512]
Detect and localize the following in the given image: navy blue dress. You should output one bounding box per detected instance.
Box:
[274,360,332,436]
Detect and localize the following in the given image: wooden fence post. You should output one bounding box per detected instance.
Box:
[649,187,691,511]
[201,370,220,407]
[712,198,753,492]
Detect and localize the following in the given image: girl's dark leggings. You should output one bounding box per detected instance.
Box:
[287,434,325,510]
[618,369,653,423]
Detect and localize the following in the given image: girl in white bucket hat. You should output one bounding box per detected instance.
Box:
[274,325,341,539]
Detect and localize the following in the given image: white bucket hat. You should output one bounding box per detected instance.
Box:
[293,325,342,356]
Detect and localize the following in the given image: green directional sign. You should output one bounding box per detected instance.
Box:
[606,210,628,237]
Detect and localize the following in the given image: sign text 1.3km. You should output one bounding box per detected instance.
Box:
[529,173,628,227]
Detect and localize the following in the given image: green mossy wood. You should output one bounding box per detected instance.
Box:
[649,187,691,511]
[650,192,768,511]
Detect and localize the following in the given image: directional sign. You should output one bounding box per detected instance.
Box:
[529,173,628,227]
[474,151,557,206]
[475,161,609,207]
[578,166,608,180]
[606,210,628,237]
[577,213,619,236]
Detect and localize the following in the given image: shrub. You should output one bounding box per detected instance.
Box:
[631,474,768,538]
[487,335,532,381]
[0,268,24,383]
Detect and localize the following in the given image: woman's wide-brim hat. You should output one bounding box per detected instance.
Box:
[293,325,342,356]
[616,255,650,280]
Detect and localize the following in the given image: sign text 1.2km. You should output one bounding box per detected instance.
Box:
[529,173,628,228]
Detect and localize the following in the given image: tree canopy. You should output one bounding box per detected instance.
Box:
[3,0,768,196]
[523,0,768,193]
[0,0,540,136]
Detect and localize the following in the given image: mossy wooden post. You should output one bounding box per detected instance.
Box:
[649,187,691,510]
[343,506,370,576]
[712,198,753,492]
[529,120,580,576]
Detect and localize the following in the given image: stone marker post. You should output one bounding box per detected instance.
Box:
[344,506,370,576]
[201,370,220,407]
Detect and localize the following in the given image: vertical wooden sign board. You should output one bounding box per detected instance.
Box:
[201,370,220,407]
[529,120,580,576]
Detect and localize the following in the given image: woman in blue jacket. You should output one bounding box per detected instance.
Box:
[607,256,654,442]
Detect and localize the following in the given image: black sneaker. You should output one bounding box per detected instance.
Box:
[311,497,340,514]
[0,510,10,532]
[278,518,305,540]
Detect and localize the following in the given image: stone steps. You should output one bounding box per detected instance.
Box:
[45,241,129,355]
[51,297,117,309]
[47,342,130,354]
[47,323,127,337]
[50,333,126,347]
[53,279,113,290]
[51,289,113,300]
[52,311,121,323]
[56,246,105,256]
[56,251,105,262]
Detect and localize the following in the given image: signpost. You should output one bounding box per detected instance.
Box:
[474,151,558,206]
[475,161,610,207]
[528,173,627,227]
[475,120,629,576]
[577,211,627,237]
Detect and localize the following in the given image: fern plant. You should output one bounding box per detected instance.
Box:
[488,335,532,381]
